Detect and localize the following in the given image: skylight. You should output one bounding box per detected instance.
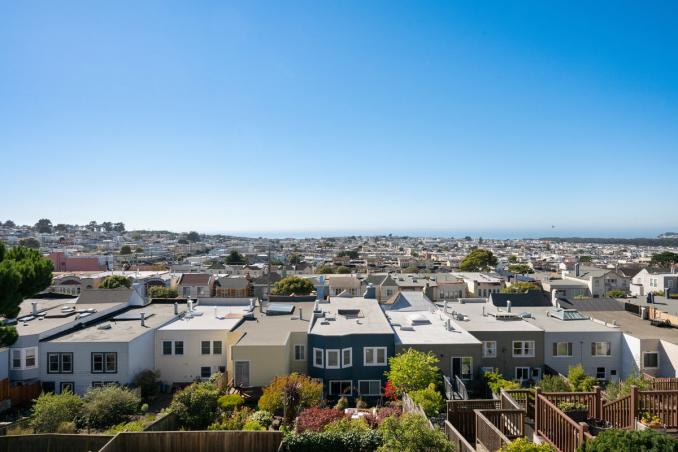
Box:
[550,309,587,321]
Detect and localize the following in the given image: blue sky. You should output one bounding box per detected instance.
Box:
[2,1,677,237]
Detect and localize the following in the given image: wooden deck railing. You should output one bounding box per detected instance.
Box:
[445,420,475,452]
[602,393,633,428]
[475,409,513,452]
[637,390,678,427]
[540,388,601,419]
[456,375,469,400]
[535,391,588,452]
[642,373,678,391]
[443,375,455,400]
[480,409,525,439]
[447,399,501,443]
[505,389,535,419]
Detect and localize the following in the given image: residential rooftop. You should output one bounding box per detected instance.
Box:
[159,303,250,331]
[310,296,393,336]
[233,301,311,346]
[443,299,544,332]
[386,309,480,345]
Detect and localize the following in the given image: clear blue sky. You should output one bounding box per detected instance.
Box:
[2,1,677,237]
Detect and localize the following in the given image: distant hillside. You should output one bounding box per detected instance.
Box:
[540,237,678,247]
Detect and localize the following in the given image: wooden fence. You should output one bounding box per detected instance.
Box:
[0,378,42,407]
[0,434,113,452]
[444,420,475,452]
[535,392,588,452]
[643,373,678,391]
[447,399,500,443]
[637,390,678,427]
[540,387,602,419]
[505,389,535,419]
[475,409,513,452]
[602,393,633,428]
[143,412,178,431]
[99,431,283,452]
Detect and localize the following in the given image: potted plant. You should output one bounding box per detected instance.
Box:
[639,412,663,429]
[558,401,589,423]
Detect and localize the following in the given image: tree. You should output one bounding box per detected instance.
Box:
[336,250,359,259]
[101,222,113,232]
[169,381,220,430]
[409,384,444,417]
[258,373,323,415]
[113,222,125,233]
[132,369,161,399]
[99,275,132,289]
[148,286,178,299]
[508,255,518,263]
[651,251,678,266]
[336,266,351,274]
[508,264,533,274]
[187,231,200,243]
[288,253,302,265]
[272,276,315,296]
[178,238,189,245]
[54,223,68,232]
[119,245,132,255]
[0,243,54,327]
[81,385,141,430]
[578,428,678,452]
[225,250,246,265]
[378,413,453,452]
[31,390,83,433]
[135,247,144,253]
[3,220,15,228]
[501,282,540,293]
[385,349,439,397]
[459,249,497,272]
[403,266,420,274]
[19,237,40,249]
[578,255,593,263]
[568,364,596,392]
[316,265,335,274]
[34,218,53,233]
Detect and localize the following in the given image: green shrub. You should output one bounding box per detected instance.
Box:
[281,430,383,452]
[500,437,554,451]
[31,390,83,433]
[169,381,220,430]
[607,289,626,298]
[147,286,178,298]
[249,410,273,428]
[485,371,521,394]
[557,401,588,413]
[81,385,141,430]
[218,394,245,412]
[409,385,444,417]
[577,428,678,451]
[378,413,452,452]
[604,372,653,400]
[56,421,77,434]
[323,417,371,434]
[243,420,265,431]
[106,420,146,434]
[538,375,571,392]
[567,365,596,392]
[335,396,349,411]
[384,349,439,396]
[208,408,252,430]
[258,373,323,415]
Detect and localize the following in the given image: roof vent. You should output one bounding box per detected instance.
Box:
[97,322,113,330]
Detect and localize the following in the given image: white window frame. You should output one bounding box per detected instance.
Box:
[642,352,659,369]
[328,380,353,396]
[358,380,381,396]
[515,367,530,381]
[10,347,39,370]
[512,341,535,358]
[326,349,340,369]
[294,344,306,361]
[483,341,497,358]
[460,356,473,380]
[553,342,573,357]
[591,342,611,356]
[342,347,352,368]
[313,347,324,368]
[363,347,387,366]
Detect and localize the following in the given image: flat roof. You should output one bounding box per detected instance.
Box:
[522,306,620,333]
[11,300,126,336]
[310,297,393,336]
[582,309,678,343]
[159,304,249,331]
[386,310,480,345]
[50,302,183,343]
[234,301,311,346]
[444,300,544,332]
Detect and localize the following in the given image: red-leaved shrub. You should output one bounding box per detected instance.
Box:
[384,380,397,399]
[376,406,402,424]
[295,407,346,432]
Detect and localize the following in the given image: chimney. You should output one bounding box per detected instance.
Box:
[188,300,193,312]
[31,302,38,316]
[507,300,512,313]
[140,312,146,327]
[174,302,178,315]
[575,263,580,277]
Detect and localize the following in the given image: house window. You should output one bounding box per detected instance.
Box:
[643,352,659,369]
[313,348,324,368]
[342,348,352,368]
[591,342,611,356]
[174,341,184,355]
[326,350,340,369]
[213,341,223,355]
[596,367,606,379]
[553,342,573,357]
[201,341,211,355]
[531,368,542,381]
[47,353,73,374]
[328,380,352,396]
[92,352,117,373]
[60,382,74,393]
[294,345,305,361]
[200,366,211,379]
[10,347,39,370]
[515,367,530,381]
[358,380,381,396]
[162,341,172,355]
[460,357,473,380]
[483,341,497,358]
[364,347,387,366]
[513,341,535,357]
